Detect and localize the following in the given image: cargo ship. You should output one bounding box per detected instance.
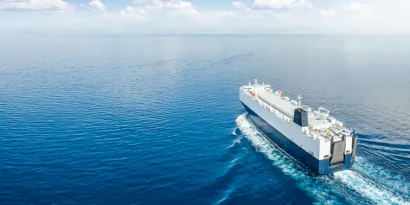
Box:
[240,80,357,174]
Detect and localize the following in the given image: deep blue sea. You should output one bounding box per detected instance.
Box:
[1,35,410,205]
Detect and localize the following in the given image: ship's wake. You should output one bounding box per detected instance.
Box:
[235,114,409,205]
[231,127,238,136]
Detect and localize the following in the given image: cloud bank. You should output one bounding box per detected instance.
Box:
[0,0,72,10]
[0,0,409,34]
[252,0,312,10]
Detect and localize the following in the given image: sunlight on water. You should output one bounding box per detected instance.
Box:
[235,114,410,205]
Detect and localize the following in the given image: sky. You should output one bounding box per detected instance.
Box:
[0,0,410,34]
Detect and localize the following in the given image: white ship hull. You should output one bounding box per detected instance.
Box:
[240,85,357,174]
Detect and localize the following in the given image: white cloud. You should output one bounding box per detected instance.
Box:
[343,2,376,12]
[0,0,71,10]
[232,2,247,9]
[252,0,312,10]
[89,0,106,11]
[121,0,199,19]
[120,6,147,19]
[133,0,196,10]
[320,9,337,17]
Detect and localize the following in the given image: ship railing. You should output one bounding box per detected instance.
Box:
[240,88,252,97]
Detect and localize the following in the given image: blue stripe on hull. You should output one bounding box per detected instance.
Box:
[241,103,354,174]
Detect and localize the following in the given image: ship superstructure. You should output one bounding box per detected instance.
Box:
[239,79,357,174]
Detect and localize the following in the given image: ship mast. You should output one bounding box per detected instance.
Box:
[297,95,302,108]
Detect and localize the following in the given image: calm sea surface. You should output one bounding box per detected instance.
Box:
[1,35,410,205]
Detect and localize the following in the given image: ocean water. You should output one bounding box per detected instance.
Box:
[1,35,410,205]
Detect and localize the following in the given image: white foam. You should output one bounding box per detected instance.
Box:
[235,114,410,205]
[354,156,410,198]
[226,136,243,149]
[232,127,238,136]
[334,171,408,205]
[215,186,234,205]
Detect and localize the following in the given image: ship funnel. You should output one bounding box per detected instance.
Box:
[293,108,308,127]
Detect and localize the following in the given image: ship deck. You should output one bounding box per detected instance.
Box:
[241,84,352,142]
[257,90,297,118]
